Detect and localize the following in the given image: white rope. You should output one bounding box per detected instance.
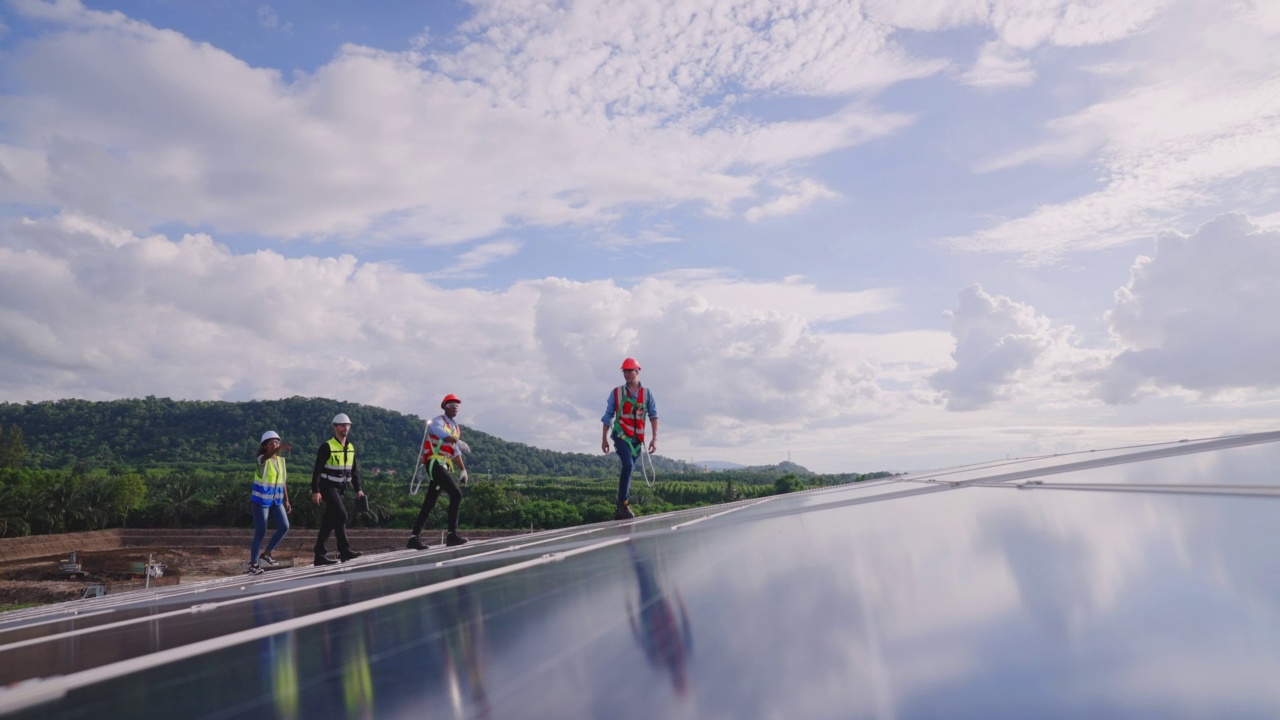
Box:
[638,442,657,488]
[409,418,430,496]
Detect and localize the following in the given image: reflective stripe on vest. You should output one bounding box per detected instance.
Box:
[424,417,460,470]
[613,385,647,446]
[253,455,287,506]
[320,437,355,483]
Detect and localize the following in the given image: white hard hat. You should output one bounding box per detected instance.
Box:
[260,430,281,443]
[332,413,352,425]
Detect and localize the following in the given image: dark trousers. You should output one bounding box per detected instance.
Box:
[314,483,352,555]
[412,461,462,535]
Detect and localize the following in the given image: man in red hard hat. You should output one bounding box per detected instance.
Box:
[601,357,658,519]
[408,394,470,549]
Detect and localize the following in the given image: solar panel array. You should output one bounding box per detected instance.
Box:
[2,431,1278,719]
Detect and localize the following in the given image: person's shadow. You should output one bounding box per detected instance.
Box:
[626,538,694,697]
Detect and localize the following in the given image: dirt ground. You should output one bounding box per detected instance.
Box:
[0,543,311,604]
[0,546,297,606]
[0,528,522,608]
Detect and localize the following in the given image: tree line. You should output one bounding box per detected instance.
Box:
[0,397,894,537]
[0,397,713,477]
[0,466,854,537]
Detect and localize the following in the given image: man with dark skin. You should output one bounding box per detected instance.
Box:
[408,394,470,549]
[311,413,366,565]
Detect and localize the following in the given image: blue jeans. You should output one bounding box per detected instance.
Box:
[250,502,290,563]
[615,433,637,504]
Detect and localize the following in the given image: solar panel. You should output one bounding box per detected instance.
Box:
[2,432,1278,719]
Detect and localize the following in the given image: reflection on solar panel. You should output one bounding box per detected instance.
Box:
[2,431,1279,719]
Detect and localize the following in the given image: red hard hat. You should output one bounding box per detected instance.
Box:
[440,394,461,408]
[620,357,641,371]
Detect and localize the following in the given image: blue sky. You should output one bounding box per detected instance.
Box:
[0,0,1276,472]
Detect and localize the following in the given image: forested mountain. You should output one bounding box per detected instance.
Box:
[0,396,719,478]
[0,397,893,538]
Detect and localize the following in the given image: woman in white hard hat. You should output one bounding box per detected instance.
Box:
[248,430,292,575]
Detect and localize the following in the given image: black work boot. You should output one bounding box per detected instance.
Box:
[407,535,428,550]
[614,500,636,520]
[314,553,337,566]
[445,532,468,547]
[339,549,362,562]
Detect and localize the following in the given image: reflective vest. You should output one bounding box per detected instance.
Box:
[252,455,287,507]
[320,438,355,484]
[424,416,461,470]
[613,385,647,449]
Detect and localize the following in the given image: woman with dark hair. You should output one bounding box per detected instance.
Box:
[248,430,292,575]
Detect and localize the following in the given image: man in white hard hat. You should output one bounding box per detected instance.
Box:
[310,412,365,565]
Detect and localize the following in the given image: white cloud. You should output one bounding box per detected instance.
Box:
[597,227,683,248]
[990,0,1172,49]
[424,240,522,279]
[961,41,1036,88]
[3,213,1274,471]
[744,178,839,222]
[2,0,1274,473]
[452,0,947,107]
[1095,213,1280,402]
[930,284,1074,411]
[953,0,1280,258]
[865,0,1171,89]
[646,270,898,324]
[257,5,278,29]
[0,0,929,244]
[0,214,892,458]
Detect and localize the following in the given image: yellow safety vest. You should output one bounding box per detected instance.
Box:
[252,455,287,506]
[320,438,355,484]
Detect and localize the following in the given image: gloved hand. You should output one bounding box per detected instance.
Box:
[456,440,471,454]
[459,469,469,485]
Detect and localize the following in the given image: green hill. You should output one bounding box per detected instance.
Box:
[0,398,890,538]
[0,396,712,478]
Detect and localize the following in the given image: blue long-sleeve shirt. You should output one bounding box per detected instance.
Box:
[602,384,658,427]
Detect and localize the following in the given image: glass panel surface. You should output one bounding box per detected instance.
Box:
[982,436,1280,488]
[7,454,1280,719]
[895,432,1280,486]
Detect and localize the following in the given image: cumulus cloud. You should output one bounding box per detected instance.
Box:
[1095,214,1280,402]
[931,285,1071,411]
[0,0,1195,254]
[0,214,891,455]
[952,0,1280,258]
[0,0,929,244]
